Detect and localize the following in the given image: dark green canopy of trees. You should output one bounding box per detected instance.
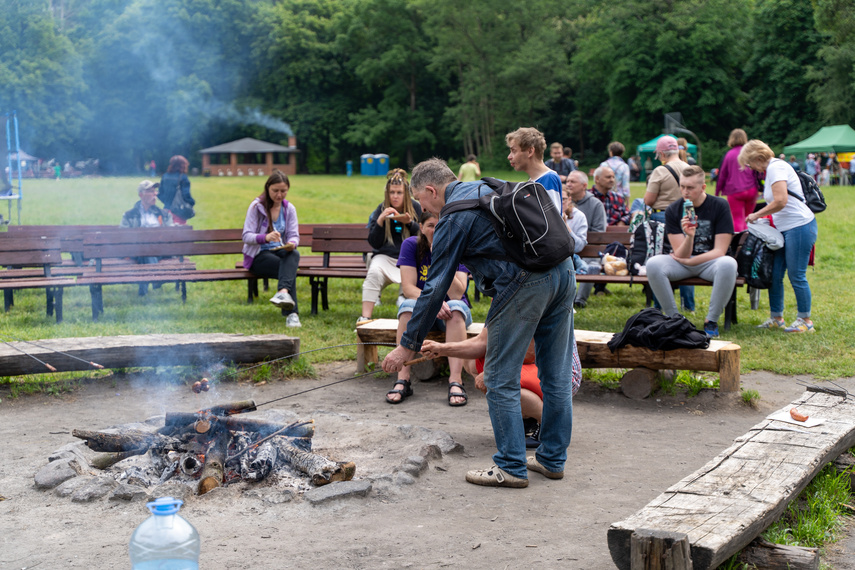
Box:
[1,0,853,173]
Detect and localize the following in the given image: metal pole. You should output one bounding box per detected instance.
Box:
[12,111,21,224]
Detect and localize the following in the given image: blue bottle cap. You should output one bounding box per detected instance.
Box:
[146,496,183,516]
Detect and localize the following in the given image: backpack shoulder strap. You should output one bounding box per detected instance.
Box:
[440,198,481,218]
[663,164,681,185]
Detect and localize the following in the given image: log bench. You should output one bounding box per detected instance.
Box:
[354,319,741,393]
[608,390,855,570]
[575,230,748,331]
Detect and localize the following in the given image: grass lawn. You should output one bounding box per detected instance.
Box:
[1,173,853,383]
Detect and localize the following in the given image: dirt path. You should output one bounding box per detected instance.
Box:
[2,365,854,569]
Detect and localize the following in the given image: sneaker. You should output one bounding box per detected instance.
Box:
[784,317,815,333]
[356,316,372,327]
[465,465,528,488]
[285,313,301,328]
[574,300,586,309]
[526,455,564,480]
[269,291,295,311]
[703,321,719,338]
[757,317,785,330]
[524,419,541,449]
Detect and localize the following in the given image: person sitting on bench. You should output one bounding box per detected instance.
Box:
[120,180,173,295]
[645,165,737,338]
[386,211,472,406]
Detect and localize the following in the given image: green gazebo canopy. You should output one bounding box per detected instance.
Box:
[783,125,855,154]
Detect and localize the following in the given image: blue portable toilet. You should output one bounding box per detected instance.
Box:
[374,154,389,176]
[346,160,353,177]
[360,154,376,176]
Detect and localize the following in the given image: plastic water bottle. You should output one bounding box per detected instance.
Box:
[129,497,200,569]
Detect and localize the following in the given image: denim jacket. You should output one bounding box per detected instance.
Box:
[400,180,530,351]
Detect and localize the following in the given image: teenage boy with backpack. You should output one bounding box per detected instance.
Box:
[506,128,563,210]
[382,155,576,489]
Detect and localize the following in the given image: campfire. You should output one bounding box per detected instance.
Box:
[70,399,355,496]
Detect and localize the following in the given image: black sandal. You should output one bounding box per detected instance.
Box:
[385,379,413,404]
[447,382,468,407]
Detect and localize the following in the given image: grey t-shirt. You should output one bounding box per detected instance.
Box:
[575,192,607,233]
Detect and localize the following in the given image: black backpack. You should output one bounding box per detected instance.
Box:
[736,232,774,289]
[627,220,671,276]
[440,177,574,271]
[789,170,827,213]
[607,307,710,351]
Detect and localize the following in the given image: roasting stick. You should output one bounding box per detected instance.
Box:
[225,420,312,462]
[1,340,57,372]
[0,333,104,369]
[404,356,430,366]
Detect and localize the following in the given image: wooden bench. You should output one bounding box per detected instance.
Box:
[0,237,77,322]
[301,225,372,315]
[78,228,257,320]
[354,318,741,393]
[608,390,855,569]
[576,230,748,331]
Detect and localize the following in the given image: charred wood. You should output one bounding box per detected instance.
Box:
[197,428,229,495]
[72,429,180,453]
[275,441,355,486]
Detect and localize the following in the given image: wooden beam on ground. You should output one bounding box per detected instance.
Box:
[608,391,855,570]
[0,334,299,376]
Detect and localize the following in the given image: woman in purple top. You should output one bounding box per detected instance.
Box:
[241,170,301,327]
[385,211,473,406]
[715,128,758,233]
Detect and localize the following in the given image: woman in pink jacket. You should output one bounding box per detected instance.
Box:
[242,170,301,327]
[715,128,758,233]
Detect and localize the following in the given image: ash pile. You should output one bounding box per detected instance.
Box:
[34,400,464,504]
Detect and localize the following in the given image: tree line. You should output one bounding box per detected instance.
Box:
[1,0,852,174]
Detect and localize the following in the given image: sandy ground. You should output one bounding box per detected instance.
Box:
[2,363,855,569]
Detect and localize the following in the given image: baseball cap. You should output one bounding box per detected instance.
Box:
[655,136,679,155]
[138,180,160,193]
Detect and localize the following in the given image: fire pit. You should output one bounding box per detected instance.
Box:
[34,401,464,504]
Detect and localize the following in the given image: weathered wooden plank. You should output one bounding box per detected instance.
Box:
[608,391,855,570]
[0,334,299,376]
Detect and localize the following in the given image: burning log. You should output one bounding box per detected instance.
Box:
[163,413,314,439]
[274,441,356,486]
[202,399,256,416]
[198,428,230,496]
[72,429,180,453]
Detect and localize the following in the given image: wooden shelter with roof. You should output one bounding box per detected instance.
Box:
[199,136,299,177]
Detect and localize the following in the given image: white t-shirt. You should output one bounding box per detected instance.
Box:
[565,208,588,253]
[764,158,814,232]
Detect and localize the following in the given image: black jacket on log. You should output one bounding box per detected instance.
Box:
[607,308,710,352]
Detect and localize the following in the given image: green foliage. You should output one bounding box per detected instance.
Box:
[762,463,852,547]
[3,0,848,173]
[808,0,855,126]
[581,369,624,390]
[745,0,823,145]
[740,388,761,408]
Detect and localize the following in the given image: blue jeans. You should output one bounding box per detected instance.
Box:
[397,298,473,329]
[769,219,817,318]
[483,260,575,478]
